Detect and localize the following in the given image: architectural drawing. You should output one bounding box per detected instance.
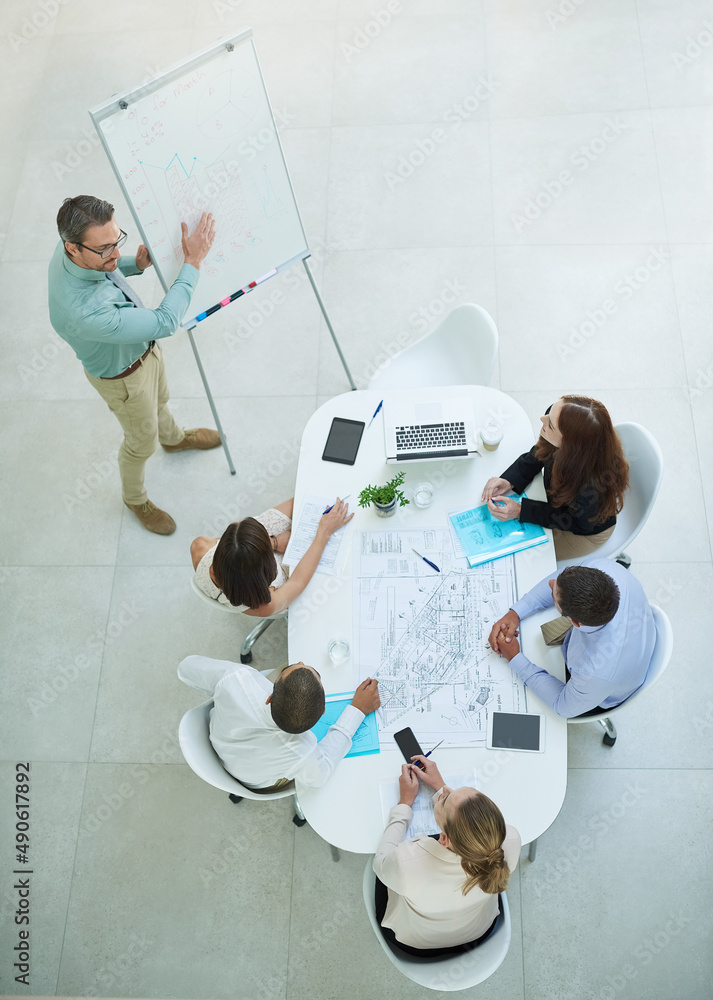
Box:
[353,530,529,748]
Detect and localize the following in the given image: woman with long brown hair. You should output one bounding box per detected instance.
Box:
[481,395,629,560]
[373,757,520,957]
[190,497,352,616]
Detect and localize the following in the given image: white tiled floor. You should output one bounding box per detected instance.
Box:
[0,1,711,997]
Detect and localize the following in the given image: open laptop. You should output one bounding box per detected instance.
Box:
[384,398,480,463]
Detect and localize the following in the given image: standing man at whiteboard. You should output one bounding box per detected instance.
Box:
[48,195,218,536]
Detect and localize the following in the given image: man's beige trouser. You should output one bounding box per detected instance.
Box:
[84,343,184,505]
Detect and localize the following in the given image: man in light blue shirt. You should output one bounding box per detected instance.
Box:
[488,558,656,718]
[48,195,219,535]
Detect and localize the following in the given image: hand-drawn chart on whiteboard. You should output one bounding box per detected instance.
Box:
[352,529,529,748]
[90,31,309,325]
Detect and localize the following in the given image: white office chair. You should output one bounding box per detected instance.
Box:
[556,422,664,570]
[178,700,307,827]
[190,575,286,663]
[367,303,498,391]
[568,603,673,747]
[362,860,511,991]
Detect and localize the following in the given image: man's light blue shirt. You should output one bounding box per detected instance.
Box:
[47,242,199,377]
[509,557,656,718]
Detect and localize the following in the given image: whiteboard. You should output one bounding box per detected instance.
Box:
[89,30,309,326]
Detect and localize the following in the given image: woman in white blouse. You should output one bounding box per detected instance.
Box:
[373,756,521,957]
[190,497,352,616]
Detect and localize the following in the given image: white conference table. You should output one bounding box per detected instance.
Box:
[288,386,567,853]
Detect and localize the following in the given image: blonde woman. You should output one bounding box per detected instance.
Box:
[373,757,520,957]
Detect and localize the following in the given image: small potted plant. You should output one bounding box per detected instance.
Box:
[358,471,410,518]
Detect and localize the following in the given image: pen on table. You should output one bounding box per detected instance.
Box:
[323,494,352,515]
[411,547,440,573]
[366,399,383,429]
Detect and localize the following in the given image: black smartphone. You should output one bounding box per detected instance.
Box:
[394,727,425,767]
[322,417,365,465]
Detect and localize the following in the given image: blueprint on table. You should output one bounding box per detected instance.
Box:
[353,529,529,748]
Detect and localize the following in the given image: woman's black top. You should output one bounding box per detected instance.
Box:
[500,445,616,536]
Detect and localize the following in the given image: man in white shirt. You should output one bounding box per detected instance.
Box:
[178,655,380,789]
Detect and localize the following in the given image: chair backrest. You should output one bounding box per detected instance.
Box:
[568,603,673,725]
[556,421,664,569]
[190,573,288,619]
[367,304,498,391]
[178,701,295,802]
[361,859,511,991]
[190,573,239,612]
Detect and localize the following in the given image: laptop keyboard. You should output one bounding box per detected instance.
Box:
[395,421,468,459]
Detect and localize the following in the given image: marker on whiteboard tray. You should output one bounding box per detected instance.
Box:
[193,270,277,323]
[250,268,278,288]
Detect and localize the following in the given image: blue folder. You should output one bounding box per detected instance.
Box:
[449,494,548,567]
[310,693,380,757]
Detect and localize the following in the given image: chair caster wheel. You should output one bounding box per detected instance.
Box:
[240,651,253,664]
[292,814,307,827]
[602,733,617,747]
[228,794,244,804]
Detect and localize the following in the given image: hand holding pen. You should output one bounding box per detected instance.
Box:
[409,754,446,790]
[323,493,351,515]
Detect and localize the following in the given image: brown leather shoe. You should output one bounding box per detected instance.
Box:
[162,428,221,452]
[124,500,176,535]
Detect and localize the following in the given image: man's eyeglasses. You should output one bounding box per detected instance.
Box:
[76,230,128,259]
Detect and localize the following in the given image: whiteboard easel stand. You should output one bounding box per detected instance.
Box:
[302,258,357,392]
[181,259,356,477]
[183,325,236,474]
[90,29,356,476]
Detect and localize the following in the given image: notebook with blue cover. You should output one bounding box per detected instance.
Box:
[449,494,548,567]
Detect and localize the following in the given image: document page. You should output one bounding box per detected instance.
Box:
[283,494,351,576]
[379,769,478,838]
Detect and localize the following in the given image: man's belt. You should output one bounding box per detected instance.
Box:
[102,342,155,380]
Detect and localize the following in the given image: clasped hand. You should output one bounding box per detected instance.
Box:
[488,609,521,661]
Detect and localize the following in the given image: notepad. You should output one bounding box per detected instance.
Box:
[283,494,351,576]
[310,693,380,758]
[449,495,547,567]
[378,770,477,838]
